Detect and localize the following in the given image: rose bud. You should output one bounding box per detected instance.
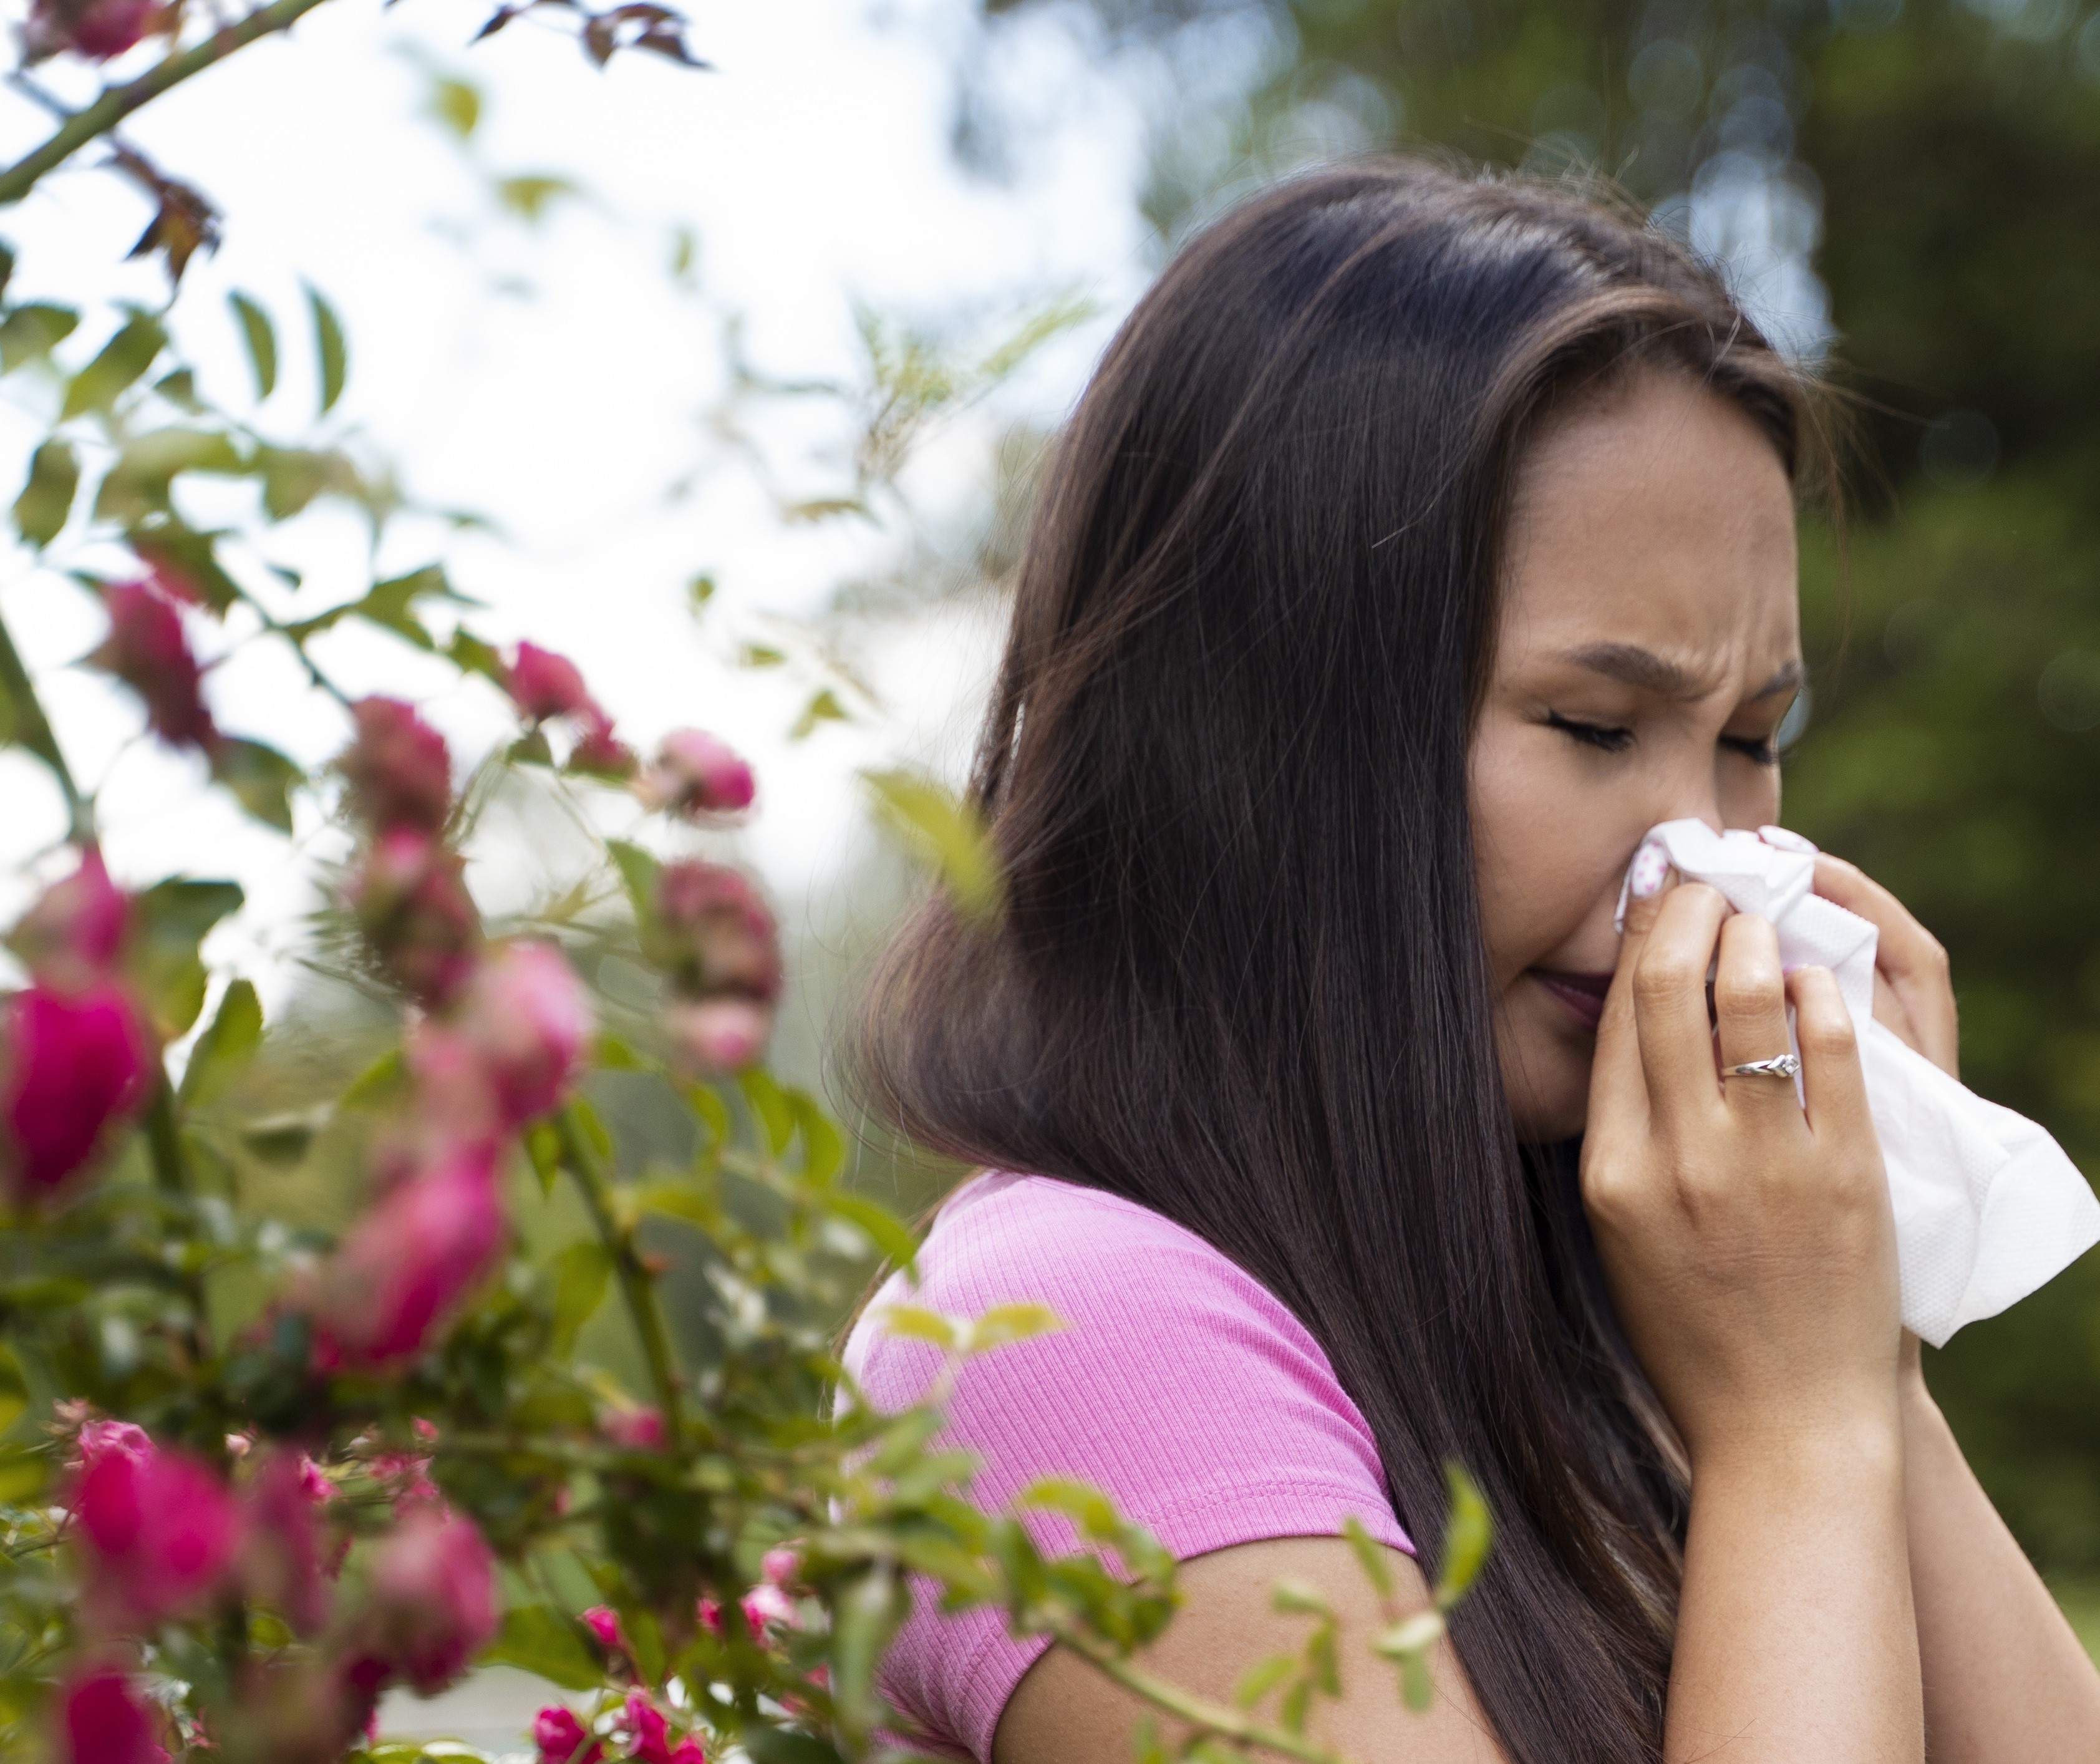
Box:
[243,1448,332,1636]
[90,579,216,753]
[311,1146,505,1369]
[349,830,480,1006]
[599,1405,665,1451]
[9,848,129,988]
[661,996,772,1076]
[56,1667,168,1764]
[503,642,593,722]
[624,1693,706,1764]
[581,1606,626,1654]
[339,697,452,835]
[535,1705,604,1764]
[73,1437,244,1627]
[760,1545,800,1587]
[649,863,781,1002]
[351,1505,500,1695]
[414,941,591,1130]
[2,981,152,1204]
[567,705,634,779]
[634,729,754,819]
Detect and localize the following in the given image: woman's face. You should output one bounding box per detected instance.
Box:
[1471,368,1803,1141]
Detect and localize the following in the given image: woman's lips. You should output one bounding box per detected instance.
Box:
[1532,969,1613,1032]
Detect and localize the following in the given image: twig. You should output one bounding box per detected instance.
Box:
[556,1104,686,1437]
[0,0,337,208]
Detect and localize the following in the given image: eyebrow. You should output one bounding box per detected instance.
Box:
[1556,642,1803,702]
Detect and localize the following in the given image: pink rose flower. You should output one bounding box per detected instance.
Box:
[340,697,453,835]
[567,705,634,778]
[581,1605,625,1652]
[535,1704,604,1764]
[651,863,781,1002]
[415,940,591,1130]
[740,1581,796,1636]
[10,848,129,986]
[624,1692,705,1764]
[243,1448,332,1635]
[312,1147,505,1369]
[90,579,216,752]
[352,1505,499,1695]
[73,1438,243,1627]
[635,729,754,819]
[349,830,480,1006]
[2,981,152,1203]
[696,1596,723,1637]
[504,642,593,721]
[600,1405,665,1451]
[57,1667,168,1764]
[760,1545,800,1587]
[77,1418,152,1471]
[661,996,773,1075]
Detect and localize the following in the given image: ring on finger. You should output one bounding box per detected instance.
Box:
[1727,1053,1801,1080]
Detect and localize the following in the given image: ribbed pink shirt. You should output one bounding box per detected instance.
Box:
[841,1171,1413,1762]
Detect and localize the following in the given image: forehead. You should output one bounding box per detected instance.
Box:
[1496,370,1801,686]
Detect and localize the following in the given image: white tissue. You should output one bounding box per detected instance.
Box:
[1614,819,2100,1347]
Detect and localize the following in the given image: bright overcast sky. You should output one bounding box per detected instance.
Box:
[0,0,1163,1002]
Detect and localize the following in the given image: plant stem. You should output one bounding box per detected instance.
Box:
[0,604,90,842]
[556,1105,686,1437]
[141,1079,188,1195]
[1047,1622,1357,1764]
[0,0,337,208]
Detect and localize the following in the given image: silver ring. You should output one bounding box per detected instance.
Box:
[1728,1053,1801,1080]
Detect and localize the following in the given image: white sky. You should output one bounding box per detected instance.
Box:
[0,0,1161,1002]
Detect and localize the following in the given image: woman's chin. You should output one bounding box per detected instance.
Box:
[1497,1015,1595,1143]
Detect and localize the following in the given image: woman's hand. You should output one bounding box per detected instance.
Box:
[1814,853,1959,1079]
[1580,880,1903,1466]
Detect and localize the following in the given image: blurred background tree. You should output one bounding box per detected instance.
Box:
[951,0,2100,1633]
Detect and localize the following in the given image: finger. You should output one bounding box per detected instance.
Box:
[1812,854,1958,1075]
[1590,872,1674,1131]
[1713,914,1798,1112]
[1786,965,1875,1153]
[1630,882,1732,1127]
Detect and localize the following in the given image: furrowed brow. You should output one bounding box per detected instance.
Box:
[1556,642,1712,700]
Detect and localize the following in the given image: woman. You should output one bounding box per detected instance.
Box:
[843,163,2100,1763]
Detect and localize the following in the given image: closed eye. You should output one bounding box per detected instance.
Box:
[1546,711,1633,753]
[1725,735,1779,766]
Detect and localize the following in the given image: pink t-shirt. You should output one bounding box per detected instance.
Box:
[841,1171,1413,1762]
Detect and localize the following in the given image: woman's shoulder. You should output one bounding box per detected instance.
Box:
[843,1170,1311,1382]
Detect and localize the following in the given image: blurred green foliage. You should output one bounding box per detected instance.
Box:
[984,0,2100,1603]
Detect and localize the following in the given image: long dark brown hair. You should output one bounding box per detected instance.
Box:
[851,162,1814,1764]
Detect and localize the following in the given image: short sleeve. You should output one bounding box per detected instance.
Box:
[840,1174,1410,1762]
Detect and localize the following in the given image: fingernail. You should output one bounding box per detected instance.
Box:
[1628,840,1671,899]
[1758,824,1818,855]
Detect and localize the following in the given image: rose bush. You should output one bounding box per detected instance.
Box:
[0,12,1486,1764]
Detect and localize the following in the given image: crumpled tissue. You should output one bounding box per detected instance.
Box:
[1614,818,2100,1347]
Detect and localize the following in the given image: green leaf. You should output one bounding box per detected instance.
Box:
[549,1240,611,1353]
[0,1344,27,1437]
[210,737,304,833]
[1342,1513,1395,1599]
[1236,1652,1295,1710]
[339,1049,405,1111]
[790,687,851,740]
[964,1302,1062,1353]
[62,313,165,419]
[0,303,77,374]
[825,1192,916,1273]
[286,565,475,651]
[13,439,77,547]
[95,428,246,525]
[687,573,715,614]
[239,1112,324,1166]
[743,1731,846,1764]
[1433,1460,1492,1609]
[130,523,242,614]
[153,367,201,411]
[130,877,243,1040]
[1373,1609,1445,1659]
[860,768,1002,918]
[228,292,277,399]
[428,74,481,139]
[307,285,347,414]
[253,444,359,521]
[738,1066,795,1156]
[0,1446,47,1504]
[178,978,261,1109]
[1269,1577,1332,1617]
[495,173,578,223]
[606,839,661,925]
[447,627,507,686]
[792,1090,847,1185]
[876,1305,957,1350]
[1401,1649,1435,1713]
[482,1604,600,1690]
